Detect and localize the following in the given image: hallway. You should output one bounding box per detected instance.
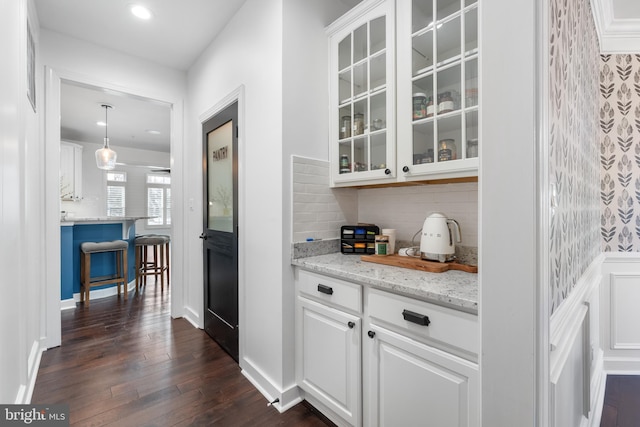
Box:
[31,282,330,426]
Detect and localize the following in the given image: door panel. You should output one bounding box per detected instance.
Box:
[203,101,239,362]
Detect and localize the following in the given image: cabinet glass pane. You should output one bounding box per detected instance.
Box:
[354,24,368,63]
[353,62,368,98]
[371,133,387,170]
[339,34,351,70]
[465,110,478,158]
[339,141,352,174]
[353,137,368,172]
[465,58,478,107]
[436,15,461,66]
[371,92,386,131]
[413,74,434,120]
[371,53,386,90]
[339,70,351,104]
[413,121,435,165]
[465,0,477,6]
[370,16,386,54]
[436,64,461,114]
[413,0,434,33]
[464,7,478,56]
[353,99,368,136]
[437,0,460,20]
[437,114,462,161]
[413,30,433,75]
[339,105,351,140]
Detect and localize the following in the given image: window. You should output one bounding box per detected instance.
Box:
[147,173,171,226]
[106,172,126,217]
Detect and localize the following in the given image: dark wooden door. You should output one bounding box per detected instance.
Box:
[202,101,238,362]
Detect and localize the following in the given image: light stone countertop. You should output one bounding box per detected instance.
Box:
[292,252,478,314]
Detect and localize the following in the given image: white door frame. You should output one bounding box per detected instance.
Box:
[43,66,185,348]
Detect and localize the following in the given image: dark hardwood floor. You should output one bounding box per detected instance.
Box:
[31,279,330,427]
[600,375,640,427]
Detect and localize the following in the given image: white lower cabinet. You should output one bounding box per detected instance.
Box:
[295,269,478,427]
[364,325,478,427]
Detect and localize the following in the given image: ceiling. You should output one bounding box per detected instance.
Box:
[41,0,634,156]
[61,82,171,153]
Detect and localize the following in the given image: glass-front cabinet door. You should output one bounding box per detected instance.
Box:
[328,0,396,186]
[397,0,479,181]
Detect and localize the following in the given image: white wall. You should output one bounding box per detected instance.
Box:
[186,0,285,402]
[186,0,353,407]
[0,0,45,404]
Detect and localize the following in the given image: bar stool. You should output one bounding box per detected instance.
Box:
[135,235,170,291]
[80,240,128,306]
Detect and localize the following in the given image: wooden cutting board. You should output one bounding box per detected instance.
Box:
[361,254,478,274]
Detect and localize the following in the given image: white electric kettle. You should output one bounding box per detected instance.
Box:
[420,212,461,262]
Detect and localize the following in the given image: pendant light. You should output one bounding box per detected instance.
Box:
[95,104,117,170]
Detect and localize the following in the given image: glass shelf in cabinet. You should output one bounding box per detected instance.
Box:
[412,29,433,76]
[437,0,461,21]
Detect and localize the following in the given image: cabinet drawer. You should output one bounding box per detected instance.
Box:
[297,270,362,314]
[368,288,478,355]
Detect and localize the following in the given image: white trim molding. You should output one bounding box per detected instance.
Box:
[591,0,640,52]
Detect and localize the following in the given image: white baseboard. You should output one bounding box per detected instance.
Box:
[240,357,302,413]
[16,339,45,404]
[65,280,136,307]
[182,306,201,329]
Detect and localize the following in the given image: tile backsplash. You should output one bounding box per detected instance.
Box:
[291,156,478,248]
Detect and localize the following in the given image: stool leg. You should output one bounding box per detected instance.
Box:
[116,251,122,297]
[122,247,128,300]
[82,252,91,306]
[165,241,170,288]
[135,245,141,292]
[159,244,165,291]
[143,246,148,287]
[80,252,85,303]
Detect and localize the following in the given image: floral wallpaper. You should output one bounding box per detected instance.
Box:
[549,0,601,313]
[599,54,640,253]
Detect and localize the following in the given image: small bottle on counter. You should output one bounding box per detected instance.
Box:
[375,235,389,256]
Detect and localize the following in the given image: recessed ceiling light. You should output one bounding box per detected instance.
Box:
[146,129,161,135]
[131,5,153,20]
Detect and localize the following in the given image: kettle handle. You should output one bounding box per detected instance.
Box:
[447,219,461,244]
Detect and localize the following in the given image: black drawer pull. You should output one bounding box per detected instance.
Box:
[402,309,431,326]
[368,330,376,338]
[317,284,333,295]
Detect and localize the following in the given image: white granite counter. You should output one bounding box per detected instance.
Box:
[60,217,152,239]
[292,252,478,314]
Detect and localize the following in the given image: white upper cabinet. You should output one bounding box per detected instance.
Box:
[328,0,479,187]
[60,141,83,201]
[327,0,396,187]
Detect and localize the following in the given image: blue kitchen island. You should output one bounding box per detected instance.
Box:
[60,217,149,303]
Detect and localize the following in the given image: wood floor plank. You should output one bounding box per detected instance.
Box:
[31,278,333,427]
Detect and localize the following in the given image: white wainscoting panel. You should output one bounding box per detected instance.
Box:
[611,273,640,350]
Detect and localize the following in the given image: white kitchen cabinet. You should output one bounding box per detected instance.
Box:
[364,324,478,427]
[295,270,362,427]
[328,0,479,187]
[364,288,478,427]
[327,0,396,187]
[295,269,478,427]
[60,141,83,201]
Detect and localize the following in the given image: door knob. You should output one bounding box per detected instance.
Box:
[199,233,207,240]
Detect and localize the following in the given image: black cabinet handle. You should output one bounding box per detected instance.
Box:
[348,321,355,329]
[402,309,431,326]
[368,330,376,338]
[384,168,391,175]
[402,166,409,173]
[199,233,207,240]
[317,284,333,295]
